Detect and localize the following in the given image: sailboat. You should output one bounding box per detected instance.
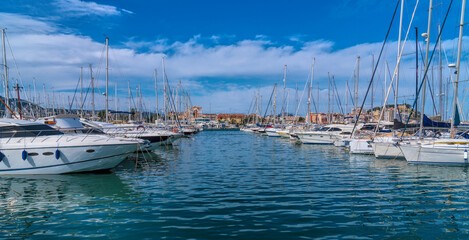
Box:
[399,0,469,164]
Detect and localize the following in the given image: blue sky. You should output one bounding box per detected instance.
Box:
[1,0,468,117]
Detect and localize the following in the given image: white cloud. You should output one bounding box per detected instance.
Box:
[53,0,129,16]
[0,12,463,115]
[0,13,57,34]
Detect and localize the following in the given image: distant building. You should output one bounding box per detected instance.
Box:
[201,113,217,121]
[217,113,246,123]
[309,113,328,124]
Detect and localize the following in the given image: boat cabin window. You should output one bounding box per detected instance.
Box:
[328,128,342,132]
[0,125,64,138]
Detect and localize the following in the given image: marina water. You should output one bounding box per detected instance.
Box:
[2,130,469,239]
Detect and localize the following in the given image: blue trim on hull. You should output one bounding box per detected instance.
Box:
[0,151,134,172]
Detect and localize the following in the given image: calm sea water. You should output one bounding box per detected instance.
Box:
[2,130,469,239]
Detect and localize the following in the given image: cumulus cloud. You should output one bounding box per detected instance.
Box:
[0,12,463,115]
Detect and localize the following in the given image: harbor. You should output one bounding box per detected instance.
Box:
[2,130,469,239]
[2,0,469,238]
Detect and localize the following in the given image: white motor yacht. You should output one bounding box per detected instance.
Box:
[0,118,140,174]
[295,124,356,145]
[83,120,183,149]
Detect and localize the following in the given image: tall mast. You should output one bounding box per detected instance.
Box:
[52,88,55,115]
[328,72,331,124]
[105,37,109,123]
[415,27,419,116]
[154,68,158,120]
[371,54,374,114]
[43,84,47,116]
[419,0,433,139]
[345,79,348,116]
[317,83,319,116]
[162,56,166,122]
[33,77,37,115]
[256,89,260,123]
[308,59,315,123]
[281,64,287,123]
[115,81,118,121]
[128,80,131,121]
[438,24,443,120]
[80,66,83,118]
[90,64,95,119]
[450,0,466,137]
[355,57,360,112]
[273,84,277,122]
[139,84,143,121]
[2,29,10,117]
[394,0,404,121]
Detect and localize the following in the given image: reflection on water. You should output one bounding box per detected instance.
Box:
[0,173,138,239]
[2,131,469,239]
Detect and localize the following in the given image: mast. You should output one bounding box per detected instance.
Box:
[52,88,55,115]
[394,0,404,121]
[438,24,443,120]
[371,54,374,115]
[308,59,315,124]
[115,81,118,121]
[2,29,10,117]
[328,72,331,124]
[139,84,143,121]
[273,84,277,123]
[415,27,419,115]
[43,84,47,116]
[154,68,158,120]
[33,77,37,116]
[450,0,466,137]
[80,67,83,118]
[355,57,360,113]
[162,56,166,122]
[357,57,359,112]
[317,83,319,117]
[128,80,131,121]
[105,37,109,123]
[256,89,260,123]
[345,79,348,116]
[90,64,95,119]
[281,64,287,123]
[419,0,433,139]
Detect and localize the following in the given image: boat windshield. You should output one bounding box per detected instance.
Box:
[0,124,64,138]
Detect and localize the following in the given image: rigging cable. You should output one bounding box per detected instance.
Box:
[350,0,401,137]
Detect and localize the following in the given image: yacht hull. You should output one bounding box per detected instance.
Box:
[265,130,281,137]
[399,144,469,164]
[297,133,335,145]
[349,139,374,154]
[0,143,136,174]
[372,142,404,159]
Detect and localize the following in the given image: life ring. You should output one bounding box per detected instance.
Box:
[137,125,145,131]
[172,128,179,133]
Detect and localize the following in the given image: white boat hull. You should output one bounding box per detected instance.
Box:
[297,133,335,145]
[0,143,137,174]
[265,130,281,137]
[349,139,374,154]
[400,144,469,164]
[372,142,404,159]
